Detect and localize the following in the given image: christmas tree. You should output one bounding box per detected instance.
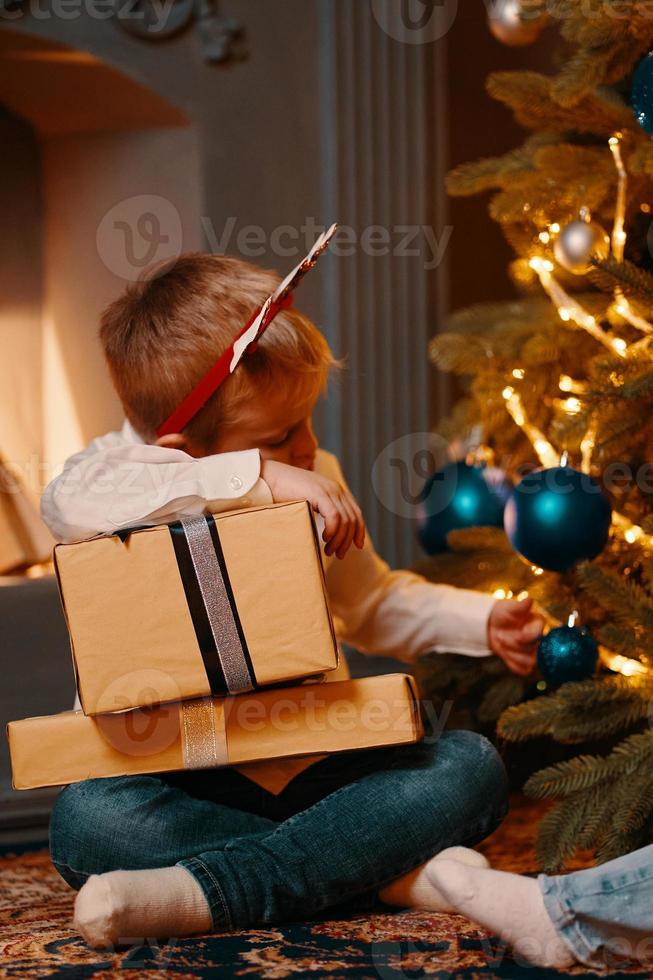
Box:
[418,2,653,872]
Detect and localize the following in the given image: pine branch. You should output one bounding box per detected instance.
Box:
[428,333,491,374]
[577,562,653,633]
[557,675,653,708]
[497,697,563,742]
[487,71,635,137]
[590,256,653,308]
[477,674,529,725]
[622,371,653,400]
[611,765,653,835]
[536,795,592,872]
[550,1,653,49]
[552,38,652,106]
[498,674,653,746]
[524,731,653,798]
[595,825,647,865]
[575,784,617,850]
[550,698,651,743]
[598,622,643,659]
[446,146,536,197]
[447,298,559,334]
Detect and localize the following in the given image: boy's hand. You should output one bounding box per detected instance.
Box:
[260,459,365,559]
[487,596,544,676]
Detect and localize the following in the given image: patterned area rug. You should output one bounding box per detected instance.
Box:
[0,797,650,979]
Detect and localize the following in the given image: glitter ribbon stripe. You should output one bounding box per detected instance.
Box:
[180,515,254,695]
[181,697,228,769]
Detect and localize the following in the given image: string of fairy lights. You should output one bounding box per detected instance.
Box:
[494,132,653,677]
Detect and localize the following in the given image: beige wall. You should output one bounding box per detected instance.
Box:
[41,126,203,476]
[0,107,42,484]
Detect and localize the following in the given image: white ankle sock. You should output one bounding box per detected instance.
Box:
[426,861,575,969]
[378,846,489,911]
[74,866,213,949]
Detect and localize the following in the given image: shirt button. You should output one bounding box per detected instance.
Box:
[230,475,243,491]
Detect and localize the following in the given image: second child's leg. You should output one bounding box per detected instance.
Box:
[428,843,653,969]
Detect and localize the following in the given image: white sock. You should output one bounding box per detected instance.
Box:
[378,846,489,911]
[426,861,576,969]
[73,866,213,949]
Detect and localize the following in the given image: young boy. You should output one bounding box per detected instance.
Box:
[42,251,543,949]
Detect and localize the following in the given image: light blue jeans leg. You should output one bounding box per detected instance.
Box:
[539,844,653,968]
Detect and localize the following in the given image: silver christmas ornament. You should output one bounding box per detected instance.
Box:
[487,0,547,46]
[553,219,610,275]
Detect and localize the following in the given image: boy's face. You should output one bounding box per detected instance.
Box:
[209,388,320,469]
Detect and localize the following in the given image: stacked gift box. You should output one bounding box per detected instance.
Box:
[7,500,423,790]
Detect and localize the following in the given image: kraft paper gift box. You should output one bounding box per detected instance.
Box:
[7,674,424,790]
[0,462,54,574]
[54,501,339,715]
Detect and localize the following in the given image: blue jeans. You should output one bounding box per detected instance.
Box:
[540,844,653,968]
[50,731,508,931]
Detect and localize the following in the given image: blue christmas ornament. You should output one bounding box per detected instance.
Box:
[504,466,611,572]
[538,618,598,687]
[417,461,511,555]
[632,51,653,136]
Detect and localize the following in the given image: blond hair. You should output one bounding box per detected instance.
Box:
[100,253,338,449]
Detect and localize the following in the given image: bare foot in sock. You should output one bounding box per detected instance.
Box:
[74,866,213,949]
[426,861,575,969]
[378,846,489,911]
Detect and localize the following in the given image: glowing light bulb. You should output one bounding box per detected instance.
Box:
[529,256,553,273]
[564,397,581,414]
[558,307,571,322]
[493,588,507,599]
[550,222,560,233]
[512,368,525,380]
[534,439,551,457]
[538,231,550,244]
[559,375,573,392]
[613,338,627,353]
[502,386,514,400]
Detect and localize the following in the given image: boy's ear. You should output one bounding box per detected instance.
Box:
[155,433,190,452]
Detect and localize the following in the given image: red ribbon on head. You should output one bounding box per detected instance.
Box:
[156,223,337,439]
[156,294,292,438]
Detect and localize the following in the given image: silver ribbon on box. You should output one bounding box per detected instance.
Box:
[180,515,254,694]
[181,697,229,769]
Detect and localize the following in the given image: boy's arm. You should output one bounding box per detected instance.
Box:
[41,424,271,542]
[326,531,495,662]
[320,452,494,662]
